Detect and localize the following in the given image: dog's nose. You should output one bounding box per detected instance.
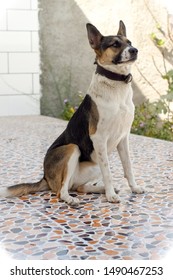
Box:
[129,47,138,55]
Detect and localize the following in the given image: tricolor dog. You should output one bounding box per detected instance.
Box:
[0,21,145,205]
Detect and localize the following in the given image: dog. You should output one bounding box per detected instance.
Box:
[0,21,144,205]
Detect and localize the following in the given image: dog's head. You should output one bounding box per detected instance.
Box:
[86,21,138,67]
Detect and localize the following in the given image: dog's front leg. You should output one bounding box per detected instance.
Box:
[117,135,145,194]
[93,139,120,203]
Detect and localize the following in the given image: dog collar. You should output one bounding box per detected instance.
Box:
[95,64,132,83]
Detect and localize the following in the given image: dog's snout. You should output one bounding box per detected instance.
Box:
[129,47,138,55]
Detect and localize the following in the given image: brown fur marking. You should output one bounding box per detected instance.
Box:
[7,178,49,197]
[98,36,130,65]
[89,98,99,135]
[44,144,79,196]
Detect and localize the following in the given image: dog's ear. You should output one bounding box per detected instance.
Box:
[86,23,103,49]
[117,20,126,37]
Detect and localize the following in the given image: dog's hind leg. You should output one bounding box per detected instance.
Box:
[77,181,105,194]
[73,162,100,186]
[44,144,80,205]
[60,145,81,205]
[72,162,105,194]
[117,135,145,194]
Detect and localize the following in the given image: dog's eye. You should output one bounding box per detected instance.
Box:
[127,40,132,46]
[112,41,121,48]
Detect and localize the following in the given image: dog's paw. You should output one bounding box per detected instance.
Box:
[61,194,79,206]
[68,196,80,206]
[106,192,120,203]
[132,186,145,194]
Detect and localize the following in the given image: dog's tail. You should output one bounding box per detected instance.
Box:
[0,178,50,197]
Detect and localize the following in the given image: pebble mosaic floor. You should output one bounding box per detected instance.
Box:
[0,115,173,260]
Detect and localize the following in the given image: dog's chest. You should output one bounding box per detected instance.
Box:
[90,81,134,153]
[103,102,133,152]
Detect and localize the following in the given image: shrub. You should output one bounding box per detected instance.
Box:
[131,100,173,141]
[61,94,83,120]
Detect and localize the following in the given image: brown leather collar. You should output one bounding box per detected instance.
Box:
[95,63,132,83]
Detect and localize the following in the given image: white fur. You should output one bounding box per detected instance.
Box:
[87,68,144,201]
[121,46,132,62]
[64,64,144,203]
[60,145,80,205]
[73,163,101,188]
[0,188,10,197]
[97,60,132,75]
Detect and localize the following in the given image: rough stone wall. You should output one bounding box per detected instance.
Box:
[39,0,172,117]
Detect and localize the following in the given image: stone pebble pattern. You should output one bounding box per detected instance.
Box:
[0,116,173,260]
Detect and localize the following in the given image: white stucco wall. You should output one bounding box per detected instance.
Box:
[0,0,40,116]
[39,0,173,117]
[74,0,172,102]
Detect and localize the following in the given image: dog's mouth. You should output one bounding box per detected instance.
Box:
[115,54,137,65]
[125,55,138,63]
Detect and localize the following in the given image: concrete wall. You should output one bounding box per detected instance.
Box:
[0,0,40,116]
[39,0,173,117]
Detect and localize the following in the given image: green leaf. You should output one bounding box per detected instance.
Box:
[156,38,165,46]
[164,91,173,102]
[167,70,173,77]
[150,32,156,39]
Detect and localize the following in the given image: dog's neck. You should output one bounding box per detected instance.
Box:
[95,63,132,84]
[95,60,133,83]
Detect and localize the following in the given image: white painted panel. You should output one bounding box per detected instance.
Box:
[31,0,38,9]
[0,95,40,116]
[0,0,31,10]
[9,53,40,73]
[32,31,39,52]
[8,11,39,31]
[0,32,31,52]
[33,74,40,94]
[0,53,8,73]
[0,11,7,30]
[0,74,32,95]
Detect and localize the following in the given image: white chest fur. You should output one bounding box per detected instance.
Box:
[88,74,134,157]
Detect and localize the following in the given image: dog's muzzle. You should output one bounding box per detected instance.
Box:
[112,47,138,65]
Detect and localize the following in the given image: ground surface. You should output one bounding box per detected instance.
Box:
[0,116,173,260]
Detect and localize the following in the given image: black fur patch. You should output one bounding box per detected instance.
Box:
[46,95,97,162]
[101,36,117,51]
[100,35,126,51]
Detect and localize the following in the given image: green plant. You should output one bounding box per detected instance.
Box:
[150,32,165,47]
[61,94,83,120]
[149,23,173,121]
[131,67,173,141]
[133,5,173,141]
[162,70,173,102]
[131,100,173,141]
[132,55,173,141]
